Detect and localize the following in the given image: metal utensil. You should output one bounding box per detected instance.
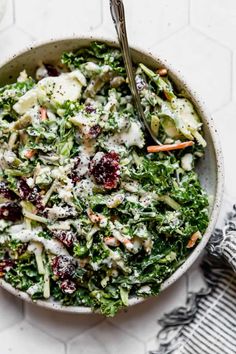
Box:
[110,0,162,145]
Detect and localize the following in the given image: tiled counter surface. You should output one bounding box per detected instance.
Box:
[0,1,235,353]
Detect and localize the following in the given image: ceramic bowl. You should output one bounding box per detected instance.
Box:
[0,37,224,313]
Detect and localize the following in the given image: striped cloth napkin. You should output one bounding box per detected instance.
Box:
[150,204,236,354]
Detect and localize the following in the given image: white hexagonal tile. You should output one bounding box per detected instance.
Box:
[0,321,65,354]
[25,303,103,342]
[68,321,144,354]
[109,275,187,342]
[191,0,236,49]
[0,0,6,22]
[186,256,206,293]
[233,51,236,101]
[213,102,236,198]
[221,194,236,219]
[0,26,33,63]
[90,24,116,42]
[152,27,231,112]
[102,0,189,48]
[0,288,23,332]
[0,0,13,32]
[145,335,159,353]
[15,0,102,40]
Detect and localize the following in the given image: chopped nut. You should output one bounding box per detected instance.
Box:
[104,236,120,247]
[13,114,32,130]
[187,231,202,248]
[157,68,168,76]
[87,208,101,223]
[110,76,125,88]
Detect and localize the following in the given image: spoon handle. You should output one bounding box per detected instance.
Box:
[110,0,162,145]
[110,0,144,123]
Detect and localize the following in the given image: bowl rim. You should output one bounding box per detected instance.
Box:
[0,35,224,314]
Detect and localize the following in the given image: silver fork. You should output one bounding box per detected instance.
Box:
[110,0,162,146]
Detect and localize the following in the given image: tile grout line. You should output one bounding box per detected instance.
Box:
[64,342,67,354]
[89,0,104,31]
[15,23,37,41]
[25,315,69,346]
[188,0,191,26]
[211,99,234,116]
[229,50,234,102]
[67,317,106,343]
[12,0,15,24]
[189,24,233,52]
[107,318,149,345]
[148,25,188,52]
[100,0,104,25]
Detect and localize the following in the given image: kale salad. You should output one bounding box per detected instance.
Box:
[0,42,209,316]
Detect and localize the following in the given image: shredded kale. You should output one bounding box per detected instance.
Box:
[62,42,126,75]
[0,42,209,317]
[0,78,35,118]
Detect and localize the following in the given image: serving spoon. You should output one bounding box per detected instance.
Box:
[109,0,163,146]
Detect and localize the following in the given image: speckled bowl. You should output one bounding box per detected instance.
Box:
[0,37,224,314]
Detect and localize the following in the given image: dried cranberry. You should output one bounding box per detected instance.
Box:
[44,63,60,77]
[18,179,43,211]
[60,279,77,294]
[90,151,120,190]
[70,173,79,185]
[29,188,43,211]
[0,259,15,276]
[52,230,76,248]
[69,157,81,184]
[0,181,17,200]
[18,179,31,199]
[88,124,101,139]
[52,255,76,279]
[85,105,96,114]
[0,202,22,221]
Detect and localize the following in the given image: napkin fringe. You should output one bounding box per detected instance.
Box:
[149,259,214,354]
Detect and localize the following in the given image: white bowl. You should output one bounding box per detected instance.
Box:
[0,36,224,313]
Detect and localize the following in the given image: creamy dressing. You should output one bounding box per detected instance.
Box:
[37,71,85,106]
[46,205,76,220]
[26,177,34,188]
[106,194,124,208]
[181,153,193,171]
[76,145,94,176]
[75,178,94,199]
[57,178,74,204]
[8,226,69,256]
[3,150,16,164]
[107,121,145,151]
[58,186,73,205]
[25,105,41,125]
[51,163,73,180]
[13,88,38,115]
[48,220,71,231]
[28,241,43,255]
[26,283,42,296]
[126,194,139,204]
[69,110,99,136]
[13,70,86,115]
